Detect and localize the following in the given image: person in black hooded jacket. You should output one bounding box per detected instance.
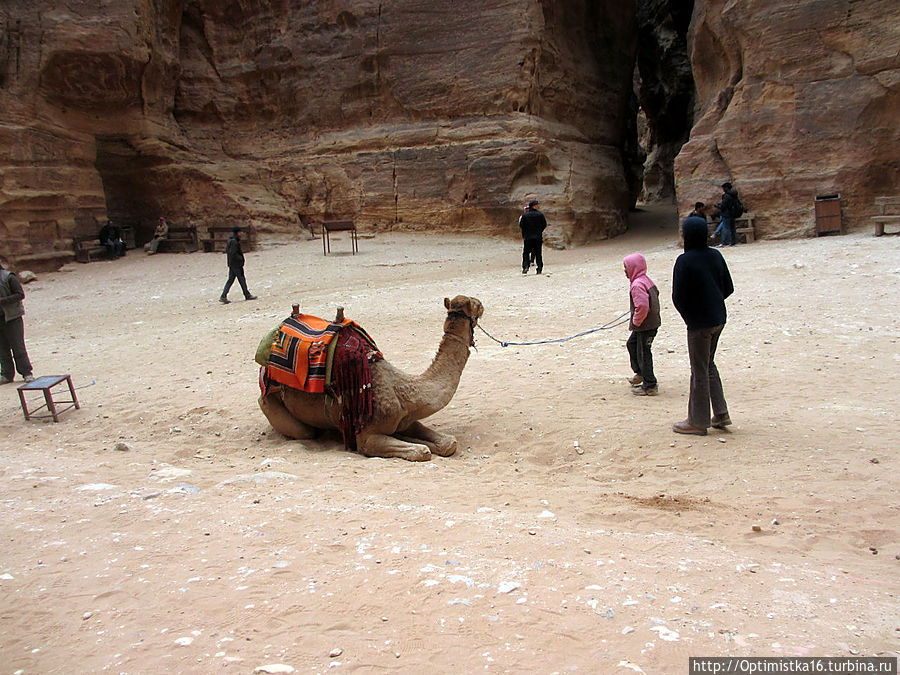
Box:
[671,214,734,435]
[219,226,257,304]
[519,200,547,274]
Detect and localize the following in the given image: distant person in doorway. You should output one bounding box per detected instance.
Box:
[0,261,34,384]
[519,200,547,274]
[623,253,661,396]
[671,214,734,435]
[147,216,168,254]
[219,226,257,304]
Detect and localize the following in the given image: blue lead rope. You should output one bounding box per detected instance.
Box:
[476,311,631,347]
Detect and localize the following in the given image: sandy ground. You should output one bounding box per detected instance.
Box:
[0,209,898,674]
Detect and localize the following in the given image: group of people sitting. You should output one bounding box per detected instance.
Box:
[97,216,170,259]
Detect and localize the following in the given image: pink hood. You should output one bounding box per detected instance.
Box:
[624,253,656,327]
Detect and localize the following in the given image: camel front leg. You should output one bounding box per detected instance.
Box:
[357,431,432,461]
[259,393,318,440]
[396,421,458,457]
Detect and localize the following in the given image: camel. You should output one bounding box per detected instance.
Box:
[258,295,484,461]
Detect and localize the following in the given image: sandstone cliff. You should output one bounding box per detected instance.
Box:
[2,1,898,271]
[1,0,637,269]
[676,0,900,238]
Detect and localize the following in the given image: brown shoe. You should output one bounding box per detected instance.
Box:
[711,413,732,429]
[632,386,658,396]
[673,420,707,436]
[628,374,643,386]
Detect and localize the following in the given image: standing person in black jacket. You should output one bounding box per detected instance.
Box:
[671,214,734,435]
[219,226,257,304]
[716,182,741,246]
[519,200,547,274]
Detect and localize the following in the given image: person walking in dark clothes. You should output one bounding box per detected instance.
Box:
[0,262,34,384]
[716,182,741,246]
[519,200,547,274]
[623,253,661,396]
[219,226,257,304]
[671,214,734,435]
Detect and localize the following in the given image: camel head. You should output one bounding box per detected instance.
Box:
[442,295,484,348]
[443,295,483,323]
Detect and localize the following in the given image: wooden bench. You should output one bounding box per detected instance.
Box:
[73,236,109,263]
[735,213,755,243]
[156,226,199,253]
[872,196,900,236]
[201,226,256,253]
[322,220,358,255]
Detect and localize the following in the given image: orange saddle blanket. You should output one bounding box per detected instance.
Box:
[263,313,378,394]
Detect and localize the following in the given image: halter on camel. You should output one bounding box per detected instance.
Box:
[445,309,478,349]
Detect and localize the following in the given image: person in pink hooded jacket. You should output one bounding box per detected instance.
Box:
[623,253,661,395]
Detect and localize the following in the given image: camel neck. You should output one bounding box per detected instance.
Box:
[414,315,472,413]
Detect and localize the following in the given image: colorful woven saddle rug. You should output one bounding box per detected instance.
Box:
[259,313,382,451]
[262,314,380,394]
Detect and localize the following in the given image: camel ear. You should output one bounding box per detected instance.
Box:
[444,297,450,310]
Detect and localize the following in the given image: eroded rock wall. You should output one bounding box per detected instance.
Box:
[171,0,637,245]
[0,1,183,267]
[676,0,900,236]
[1,0,637,269]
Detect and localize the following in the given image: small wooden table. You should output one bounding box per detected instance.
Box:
[17,375,80,423]
[322,220,358,255]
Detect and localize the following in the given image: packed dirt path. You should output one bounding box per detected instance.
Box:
[1,212,898,674]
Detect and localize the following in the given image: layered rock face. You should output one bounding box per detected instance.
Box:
[1,0,637,268]
[3,1,897,270]
[676,0,900,237]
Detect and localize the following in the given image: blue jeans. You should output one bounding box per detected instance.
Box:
[715,216,734,245]
[221,267,251,299]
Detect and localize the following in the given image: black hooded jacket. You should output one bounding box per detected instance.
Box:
[672,216,734,329]
[226,233,245,269]
[519,208,547,241]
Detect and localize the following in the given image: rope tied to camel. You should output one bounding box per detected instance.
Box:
[476,310,630,347]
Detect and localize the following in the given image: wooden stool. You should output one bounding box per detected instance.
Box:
[17,375,80,422]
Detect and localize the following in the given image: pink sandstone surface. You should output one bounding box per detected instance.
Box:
[1,1,898,269]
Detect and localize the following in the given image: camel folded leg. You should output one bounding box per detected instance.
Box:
[357,431,432,461]
[396,421,457,457]
[259,393,318,440]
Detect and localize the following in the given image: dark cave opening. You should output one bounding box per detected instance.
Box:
[94,136,164,246]
[630,0,697,205]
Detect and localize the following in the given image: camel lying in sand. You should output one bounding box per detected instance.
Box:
[258,295,483,461]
